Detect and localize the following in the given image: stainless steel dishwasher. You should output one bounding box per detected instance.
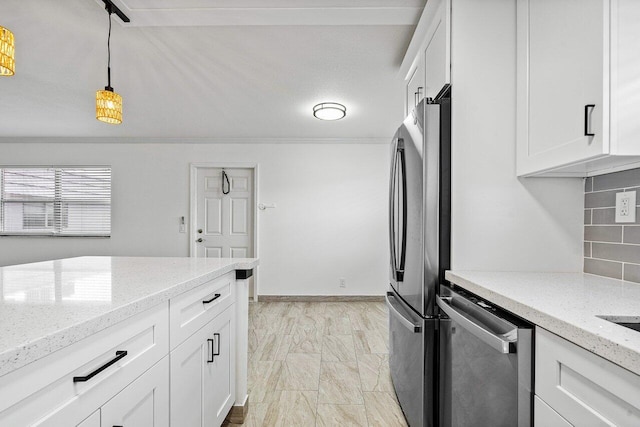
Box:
[437,286,533,427]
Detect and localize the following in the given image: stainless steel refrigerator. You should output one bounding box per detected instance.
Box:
[386,85,451,427]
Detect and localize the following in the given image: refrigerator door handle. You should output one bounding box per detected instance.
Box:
[397,145,407,280]
[436,296,516,354]
[389,140,399,280]
[386,292,422,333]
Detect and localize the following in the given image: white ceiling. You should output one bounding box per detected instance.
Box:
[0,0,423,140]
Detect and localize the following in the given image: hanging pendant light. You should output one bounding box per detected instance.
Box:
[0,26,15,76]
[96,2,123,124]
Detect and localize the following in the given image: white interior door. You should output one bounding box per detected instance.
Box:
[194,167,254,259]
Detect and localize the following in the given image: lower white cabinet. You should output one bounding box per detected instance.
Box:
[170,304,236,427]
[535,328,640,426]
[534,396,571,427]
[102,356,169,427]
[77,410,101,427]
[0,303,169,426]
[0,271,245,427]
[75,356,169,427]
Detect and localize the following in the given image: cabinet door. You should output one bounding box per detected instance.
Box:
[170,304,236,427]
[536,328,640,426]
[423,0,450,100]
[101,356,169,427]
[534,396,572,427]
[406,56,425,117]
[77,410,100,427]
[517,0,608,176]
[208,305,236,426]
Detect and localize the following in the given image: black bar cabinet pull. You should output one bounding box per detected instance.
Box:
[584,104,595,136]
[73,350,127,382]
[207,338,215,363]
[202,293,221,304]
[213,333,221,357]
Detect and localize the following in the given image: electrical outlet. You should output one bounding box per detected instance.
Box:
[615,191,636,223]
[339,278,346,288]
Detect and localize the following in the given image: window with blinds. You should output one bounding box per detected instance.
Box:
[0,167,111,237]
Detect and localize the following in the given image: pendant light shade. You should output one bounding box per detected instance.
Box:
[313,103,346,121]
[0,26,15,76]
[96,88,122,124]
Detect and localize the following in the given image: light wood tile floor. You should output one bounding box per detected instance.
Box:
[224,301,408,427]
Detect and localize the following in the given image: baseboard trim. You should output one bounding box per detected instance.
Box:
[225,400,249,424]
[257,295,384,302]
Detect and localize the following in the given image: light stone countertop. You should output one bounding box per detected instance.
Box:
[445,271,640,376]
[0,256,259,377]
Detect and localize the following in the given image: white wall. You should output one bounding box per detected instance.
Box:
[449,0,584,271]
[0,141,390,296]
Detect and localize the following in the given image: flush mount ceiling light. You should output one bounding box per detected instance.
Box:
[313,102,346,121]
[0,26,15,76]
[96,0,130,125]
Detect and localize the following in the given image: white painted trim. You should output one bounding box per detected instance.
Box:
[189,163,260,298]
[0,137,389,145]
[109,0,423,27]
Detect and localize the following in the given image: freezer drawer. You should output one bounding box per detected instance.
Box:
[387,289,436,427]
[437,289,532,427]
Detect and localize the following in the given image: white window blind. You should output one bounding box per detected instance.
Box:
[0,167,111,237]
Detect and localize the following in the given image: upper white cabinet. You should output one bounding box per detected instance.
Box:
[517,0,640,177]
[401,0,451,116]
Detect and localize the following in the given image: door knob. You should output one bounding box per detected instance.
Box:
[198,229,203,234]
[196,238,203,243]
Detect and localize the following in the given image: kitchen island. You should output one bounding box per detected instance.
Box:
[445,270,640,426]
[0,256,258,426]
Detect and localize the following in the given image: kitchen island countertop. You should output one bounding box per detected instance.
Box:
[445,271,640,376]
[0,256,258,377]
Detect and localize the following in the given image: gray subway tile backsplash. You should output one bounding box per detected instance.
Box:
[584,258,623,280]
[591,208,616,224]
[623,263,640,283]
[592,168,640,191]
[584,242,591,258]
[623,226,640,244]
[584,190,618,208]
[584,168,640,284]
[584,226,622,243]
[592,243,640,264]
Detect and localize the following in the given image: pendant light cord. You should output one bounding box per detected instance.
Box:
[106,5,112,90]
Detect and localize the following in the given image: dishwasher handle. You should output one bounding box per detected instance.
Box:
[386,292,422,333]
[436,295,516,354]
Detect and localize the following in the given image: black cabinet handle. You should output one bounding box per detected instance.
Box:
[202,293,221,304]
[585,104,595,136]
[207,338,214,363]
[73,351,127,382]
[213,333,221,357]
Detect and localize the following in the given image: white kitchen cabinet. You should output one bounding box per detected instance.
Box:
[534,396,572,427]
[401,0,450,117]
[405,58,425,117]
[0,303,169,426]
[170,304,236,427]
[101,356,169,427]
[535,328,640,426]
[170,271,235,351]
[422,0,450,100]
[516,0,640,177]
[77,410,100,427]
